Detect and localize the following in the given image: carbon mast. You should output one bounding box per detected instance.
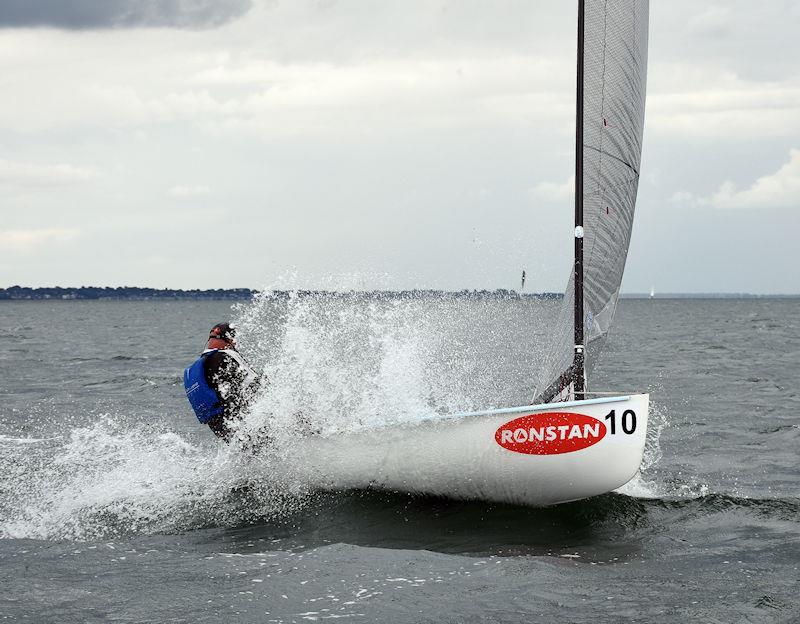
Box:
[533,0,587,405]
[573,0,586,399]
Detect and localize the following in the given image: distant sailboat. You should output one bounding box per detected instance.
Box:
[650,286,655,299]
[520,270,526,292]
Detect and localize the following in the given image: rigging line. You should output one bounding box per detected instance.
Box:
[584,143,640,175]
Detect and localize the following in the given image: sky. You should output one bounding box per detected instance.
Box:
[0,0,798,293]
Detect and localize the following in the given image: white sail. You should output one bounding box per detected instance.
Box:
[536,0,650,401]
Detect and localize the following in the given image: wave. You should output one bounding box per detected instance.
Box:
[640,492,800,519]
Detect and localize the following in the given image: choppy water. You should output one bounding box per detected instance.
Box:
[1,297,798,623]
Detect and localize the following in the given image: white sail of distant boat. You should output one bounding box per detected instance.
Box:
[650,286,655,299]
[294,0,651,506]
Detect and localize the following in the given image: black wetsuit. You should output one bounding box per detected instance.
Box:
[203,349,261,440]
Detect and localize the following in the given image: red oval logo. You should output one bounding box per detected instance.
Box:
[495,412,606,455]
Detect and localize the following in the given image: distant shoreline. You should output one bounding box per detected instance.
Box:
[0,286,563,301]
[1,286,798,301]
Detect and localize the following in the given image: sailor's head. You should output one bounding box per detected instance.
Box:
[207,322,237,350]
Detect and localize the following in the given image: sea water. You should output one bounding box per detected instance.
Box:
[0,297,798,622]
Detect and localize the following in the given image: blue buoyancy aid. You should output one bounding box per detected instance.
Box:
[183,352,224,424]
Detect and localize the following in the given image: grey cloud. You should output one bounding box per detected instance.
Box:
[0,0,252,30]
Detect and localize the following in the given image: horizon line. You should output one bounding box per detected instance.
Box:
[1,285,799,298]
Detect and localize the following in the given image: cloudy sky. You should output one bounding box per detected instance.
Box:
[1,0,798,293]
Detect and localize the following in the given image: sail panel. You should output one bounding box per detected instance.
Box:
[535,0,649,400]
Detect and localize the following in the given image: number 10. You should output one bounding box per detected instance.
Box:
[604,409,637,435]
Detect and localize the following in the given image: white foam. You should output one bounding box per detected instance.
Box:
[615,399,668,499]
[232,287,469,444]
[615,399,711,501]
[0,434,58,445]
[0,416,309,541]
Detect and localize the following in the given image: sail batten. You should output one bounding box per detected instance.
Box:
[535,0,649,402]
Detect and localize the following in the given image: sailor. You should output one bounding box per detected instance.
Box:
[183,322,262,441]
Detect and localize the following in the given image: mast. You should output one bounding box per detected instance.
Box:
[573,0,586,399]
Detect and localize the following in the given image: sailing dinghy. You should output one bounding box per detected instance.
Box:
[296,0,651,506]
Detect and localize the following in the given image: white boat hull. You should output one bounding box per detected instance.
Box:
[293,394,649,507]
